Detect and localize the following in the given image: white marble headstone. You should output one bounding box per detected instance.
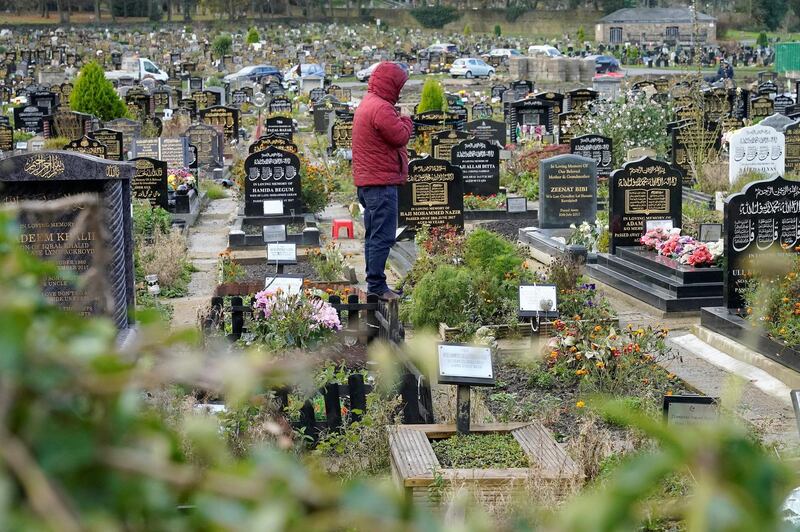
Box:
[728,125,785,184]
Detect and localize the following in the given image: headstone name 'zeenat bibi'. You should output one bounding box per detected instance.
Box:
[0,151,135,330]
[539,154,597,229]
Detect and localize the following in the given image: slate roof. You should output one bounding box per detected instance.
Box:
[599,8,716,24]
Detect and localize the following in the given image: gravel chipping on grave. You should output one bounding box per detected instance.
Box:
[477,219,537,242]
[241,260,318,282]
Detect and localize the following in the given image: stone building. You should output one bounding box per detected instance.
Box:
[595,8,717,45]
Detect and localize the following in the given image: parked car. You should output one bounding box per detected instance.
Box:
[527,45,563,57]
[283,63,325,83]
[105,56,168,82]
[587,54,620,73]
[223,64,283,84]
[356,61,409,82]
[482,48,522,59]
[449,58,495,79]
[425,42,459,55]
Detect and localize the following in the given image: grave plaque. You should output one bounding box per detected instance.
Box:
[412,110,460,139]
[330,119,353,152]
[471,102,493,121]
[264,116,293,141]
[184,123,222,167]
[671,122,721,186]
[728,125,785,183]
[130,156,168,210]
[724,175,800,310]
[775,95,794,116]
[0,123,12,152]
[449,104,468,130]
[430,129,469,162]
[539,154,597,229]
[609,157,683,253]
[567,88,598,113]
[268,97,292,115]
[63,135,108,159]
[509,98,553,143]
[105,118,141,156]
[785,121,800,174]
[570,134,613,178]
[398,156,464,232]
[491,85,507,100]
[557,111,579,145]
[13,105,48,133]
[309,87,326,103]
[0,152,135,330]
[200,89,222,108]
[750,96,774,121]
[179,98,198,119]
[451,138,500,197]
[663,396,718,425]
[89,129,123,161]
[465,119,506,147]
[199,105,239,142]
[249,134,298,154]
[132,138,160,160]
[244,147,302,216]
[160,137,191,168]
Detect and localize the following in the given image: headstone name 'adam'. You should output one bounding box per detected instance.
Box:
[609,157,683,253]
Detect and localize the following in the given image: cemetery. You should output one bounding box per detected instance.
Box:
[2,9,800,530]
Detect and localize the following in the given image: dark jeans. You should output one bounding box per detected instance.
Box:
[357,185,398,295]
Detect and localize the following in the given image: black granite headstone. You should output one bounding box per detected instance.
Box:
[244,146,302,216]
[724,175,800,310]
[90,128,124,161]
[399,156,464,232]
[509,97,554,142]
[0,151,135,330]
[451,138,500,197]
[184,123,222,168]
[130,156,169,210]
[264,116,293,141]
[63,135,108,159]
[249,134,299,154]
[609,157,683,253]
[199,105,240,142]
[539,154,597,229]
[570,134,613,178]
[430,129,470,162]
[0,123,12,152]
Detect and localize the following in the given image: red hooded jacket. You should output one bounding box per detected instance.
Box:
[352,62,414,187]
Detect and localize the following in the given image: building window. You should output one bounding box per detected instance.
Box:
[610,27,622,43]
[666,26,679,39]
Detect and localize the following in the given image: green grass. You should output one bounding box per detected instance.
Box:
[204,181,228,201]
[431,433,529,469]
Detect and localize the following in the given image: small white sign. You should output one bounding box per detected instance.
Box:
[645,219,673,232]
[263,275,304,295]
[665,401,718,426]
[262,224,287,242]
[263,199,284,215]
[267,242,297,263]
[519,284,558,314]
[699,223,723,242]
[507,196,527,213]
[438,344,493,380]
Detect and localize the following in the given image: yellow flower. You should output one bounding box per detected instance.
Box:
[595,361,605,369]
[576,400,585,409]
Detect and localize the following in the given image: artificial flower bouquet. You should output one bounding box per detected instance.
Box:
[639,227,722,268]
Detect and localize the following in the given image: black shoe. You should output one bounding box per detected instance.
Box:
[377,290,401,301]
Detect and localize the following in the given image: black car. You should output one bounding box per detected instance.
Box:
[587,55,621,74]
[224,64,283,84]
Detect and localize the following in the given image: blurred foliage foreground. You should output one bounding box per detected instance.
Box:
[0,204,797,531]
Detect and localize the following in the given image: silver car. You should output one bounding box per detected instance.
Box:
[449,58,495,79]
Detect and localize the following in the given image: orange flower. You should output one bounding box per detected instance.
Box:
[575,369,588,376]
[666,390,673,396]
[576,400,586,408]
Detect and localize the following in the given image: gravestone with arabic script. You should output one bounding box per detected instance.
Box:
[724,176,800,310]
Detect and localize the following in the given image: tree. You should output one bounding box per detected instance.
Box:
[577,25,586,43]
[754,0,787,30]
[69,62,127,121]
[246,26,260,44]
[494,24,502,37]
[212,34,233,57]
[418,78,446,113]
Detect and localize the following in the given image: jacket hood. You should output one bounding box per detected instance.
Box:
[367,62,408,104]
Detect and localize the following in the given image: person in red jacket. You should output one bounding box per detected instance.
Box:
[352,62,413,300]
